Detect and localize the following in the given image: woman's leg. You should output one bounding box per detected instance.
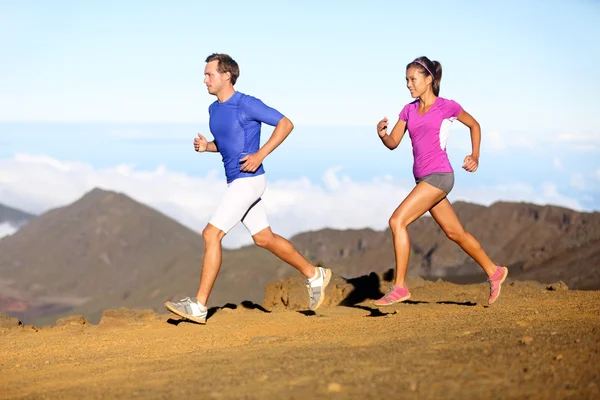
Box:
[428,198,496,277]
[429,198,508,304]
[388,182,448,287]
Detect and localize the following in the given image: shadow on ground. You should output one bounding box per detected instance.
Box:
[167,300,270,325]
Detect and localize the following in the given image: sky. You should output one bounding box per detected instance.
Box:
[1,0,599,247]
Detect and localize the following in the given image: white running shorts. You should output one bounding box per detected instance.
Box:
[209,174,270,235]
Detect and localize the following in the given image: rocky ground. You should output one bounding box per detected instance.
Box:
[1,275,599,399]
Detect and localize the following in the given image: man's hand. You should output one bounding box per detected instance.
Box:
[462,154,479,172]
[194,133,208,152]
[240,153,264,172]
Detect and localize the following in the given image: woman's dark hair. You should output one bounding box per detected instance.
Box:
[406,56,442,96]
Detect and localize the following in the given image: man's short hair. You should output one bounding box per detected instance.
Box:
[205,53,239,85]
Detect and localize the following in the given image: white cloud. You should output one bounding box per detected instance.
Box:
[571,144,599,151]
[0,223,17,239]
[557,133,600,142]
[555,133,600,151]
[540,183,583,210]
[514,136,535,149]
[0,154,590,248]
[553,157,563,170]
[483,131,537,152]
[486,131,506,151]
[322,166,344,190]
[570,173,585,190]
[596,169,600,180]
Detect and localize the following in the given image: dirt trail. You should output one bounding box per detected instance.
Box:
[1,280,599,399]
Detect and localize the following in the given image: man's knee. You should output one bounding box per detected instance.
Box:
[202,224,224,244]
[253,229,275,248]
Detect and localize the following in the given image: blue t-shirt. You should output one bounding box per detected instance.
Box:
[209,91,284,183]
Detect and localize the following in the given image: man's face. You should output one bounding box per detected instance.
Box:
[203,60,230,96]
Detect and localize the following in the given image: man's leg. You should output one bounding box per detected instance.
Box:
[242,198,314,277]
[252,227,314,278]
[195,177,267,305]
[243,199,332,310]
[196,224,226,306]
[165,176,266,322]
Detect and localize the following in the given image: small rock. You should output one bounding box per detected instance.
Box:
[45,361,50,365]
[409,381,419,392]
[546,281,568,291]
[327,383,342,393]
[520,336,534,346]
[0,314,23,329]
[99,308,157,326]
[24,325,39,332]
[56,315,89,327]
[575,338,581,344]
[554,354,563,361]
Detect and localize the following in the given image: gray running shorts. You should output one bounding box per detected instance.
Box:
[415,172,454,194]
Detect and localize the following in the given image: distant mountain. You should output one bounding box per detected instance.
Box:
[0,203,35,230]
[1,188,599,325]
[516,238,600,290]
[289,201,600,281]
[0,188,289,324]
[0,188,203,322]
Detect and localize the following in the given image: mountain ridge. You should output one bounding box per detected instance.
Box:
[1,188,598,324]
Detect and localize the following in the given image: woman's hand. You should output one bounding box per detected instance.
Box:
[462,154,479,172]
[377,117,388,138]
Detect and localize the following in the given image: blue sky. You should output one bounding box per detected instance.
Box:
[1,0,599,247]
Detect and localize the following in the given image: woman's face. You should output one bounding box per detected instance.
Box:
[406,66,432,98]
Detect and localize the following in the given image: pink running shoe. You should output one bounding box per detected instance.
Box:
[488,266,508,305]
[374,285,411,307]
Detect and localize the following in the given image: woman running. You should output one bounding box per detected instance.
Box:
[374,56,507,306]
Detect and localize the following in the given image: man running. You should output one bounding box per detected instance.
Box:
[165,53,332,324]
